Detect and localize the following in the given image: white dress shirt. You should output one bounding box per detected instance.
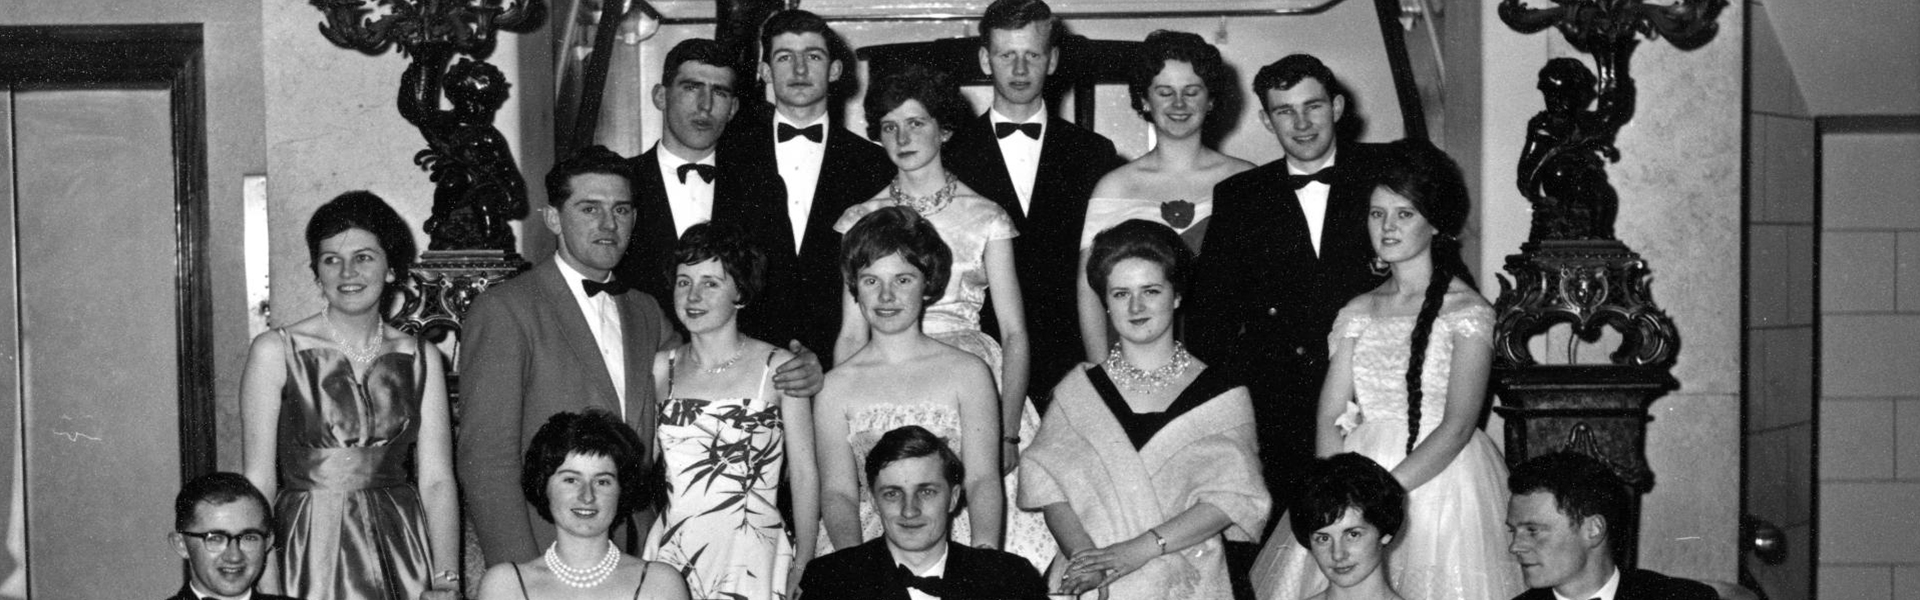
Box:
[1553,567,1622,600]
[989,108,1046,216]
[894,543,950,600]
[654,142,717,236]
[773,111,828,253]
[1288,148,1338,257]
[555,256,627,415]
[188,580,253,600]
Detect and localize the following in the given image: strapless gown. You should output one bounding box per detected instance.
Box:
[273,329,434,600]
[643,351,793,600]
[1079,196,1214,254]
[835,195,1055,571]
[1250,305,1524,600]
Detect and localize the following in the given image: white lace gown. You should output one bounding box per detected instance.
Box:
[834,195,1055,572]
[1251,303,1524,600]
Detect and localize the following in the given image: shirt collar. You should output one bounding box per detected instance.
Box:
[655,141,716,168]
[892,541,951,577]
[188,581,253,600]
[1553,566,1621,600]
[773,110,827,131]
[1286,146,1338,176]
[989,107,1046,127]
[554,253,612,296]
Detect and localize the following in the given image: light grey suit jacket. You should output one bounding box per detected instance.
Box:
[455,256,673,565]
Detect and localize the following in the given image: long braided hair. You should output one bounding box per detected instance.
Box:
[1372,140,1475,455]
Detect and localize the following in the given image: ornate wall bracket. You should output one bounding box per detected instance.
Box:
[389,249,530,341]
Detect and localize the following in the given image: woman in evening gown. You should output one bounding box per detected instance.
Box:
[830,63,1053,569]
[1075,30,1254,362]
[815,205,1007,559]
[1252,140,1523,600]
[641,223,816,600]
[240,191,460,600]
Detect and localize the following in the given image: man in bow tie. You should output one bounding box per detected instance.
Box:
[944,0,1124,413]
[459,147,825,566]
[801,426,1047,600]
[719,9,892,359]
[1506,452,1717,600]
[1184,53,1390,528]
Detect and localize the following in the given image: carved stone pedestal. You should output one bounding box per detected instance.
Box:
[390,249,529,341]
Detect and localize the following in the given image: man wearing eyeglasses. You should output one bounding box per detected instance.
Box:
[166,472,296,600]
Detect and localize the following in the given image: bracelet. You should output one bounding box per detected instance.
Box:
[1147,528,1167,555]
[432,569,462,587]
[1002,435,1022,445]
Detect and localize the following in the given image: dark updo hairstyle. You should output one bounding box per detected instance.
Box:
[306,191,417,286]
[521,410,652,523]
[863,63,973,141]
[671,221,767,309]
[1085,219,1192,307]
[840,205,953,304]
[1373,138,1476,455]
[1128,30,1232,119]
[1289,453,1407,547]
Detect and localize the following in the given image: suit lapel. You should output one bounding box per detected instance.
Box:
[1027,116,1081,227]
[615,291,659,432]
[534,259,621,401]
[959,112,1021,224]
[632,149,678,260]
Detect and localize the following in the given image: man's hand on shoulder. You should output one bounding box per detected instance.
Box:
[774,340,826,398]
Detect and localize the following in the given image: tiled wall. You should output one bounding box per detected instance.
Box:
[1745,5,1817,597]
[1818,128,1920,600]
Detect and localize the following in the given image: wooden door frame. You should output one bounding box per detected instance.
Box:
[0,24,213,482]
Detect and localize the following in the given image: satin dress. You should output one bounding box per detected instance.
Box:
[273,329,434,600]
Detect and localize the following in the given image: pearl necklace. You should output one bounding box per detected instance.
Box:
[1104,342,1193,393]
[544,541,621,589]
[889,172,958,216]
[324,308,383,364]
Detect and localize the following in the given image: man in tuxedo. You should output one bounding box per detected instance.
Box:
[945,0,1123,410]
[1184,54,1389,514]
[615,38,777,308]
[722,9,892,357]
[800,426,1047,600]
[1506,452,1717,600]
[165,472,298,600]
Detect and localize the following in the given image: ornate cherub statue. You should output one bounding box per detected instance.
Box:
[399,44,529,252]
[1515,57,1632,241]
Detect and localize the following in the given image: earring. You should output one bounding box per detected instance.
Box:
[1369,256,1390,276]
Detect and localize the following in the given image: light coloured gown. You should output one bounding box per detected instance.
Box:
[1251,304,1524,600]
[1079,196,1213,254]
[833,194,1054,571]
[273,329,434,600]
[643,351,792,600]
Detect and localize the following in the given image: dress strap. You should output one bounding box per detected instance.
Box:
[511,563,529,600]
[665,348,680,398]
[631,560,650,600]
[757,350,776,401]
[1084,366,1133,418]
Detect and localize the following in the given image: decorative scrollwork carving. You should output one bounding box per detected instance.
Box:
[311,0,547,58]
[1494,241,1680,368]
[389,250,529,340]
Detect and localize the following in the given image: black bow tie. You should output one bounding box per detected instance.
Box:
[677,163,716,183]
[1287,166,1343,190]
[994,121,1042,139]
[582,278,627,297]
[777,123,823,143]
[896,564,947,597]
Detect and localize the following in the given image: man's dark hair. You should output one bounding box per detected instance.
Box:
[175,472,273,532]
[305,190,417,283]
[1509,451,1630,555]
[543,145,632,210]
[663,38,738,88]
[759,9,834,63]
[671,221,768,308]
[978,0,1060,49]
[522,410,652,522]
[863,425,965,490]
[1252,53,1347,112]
[1290,453,1407,547]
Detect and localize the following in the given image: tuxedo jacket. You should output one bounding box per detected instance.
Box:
[164,583,299,600]
[799,539,1048,600]
[1511,568,1719,600]
[614,145,781,313]
[945,112,1123,399]
[455,256,674,564]
[720,107,892,355]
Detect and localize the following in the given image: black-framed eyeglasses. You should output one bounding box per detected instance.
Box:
[176,530,270,553]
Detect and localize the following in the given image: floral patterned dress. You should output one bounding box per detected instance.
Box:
[643,351,792,600]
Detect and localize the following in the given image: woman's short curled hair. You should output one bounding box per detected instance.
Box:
[1085,219,1193,305]
[1128,30,1232,118]
[305,191,417,282]
[1289,453,1408,547]
[864,63,973,141]
[841,206,952,303]
[520,410,651,523]
[671,221,767,308]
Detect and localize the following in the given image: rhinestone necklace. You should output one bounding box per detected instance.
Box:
[889,172,958,216]
[323,308,383,364]
[544,541,621,589]
[1104,342,1193,393]
[693,346,748,375]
